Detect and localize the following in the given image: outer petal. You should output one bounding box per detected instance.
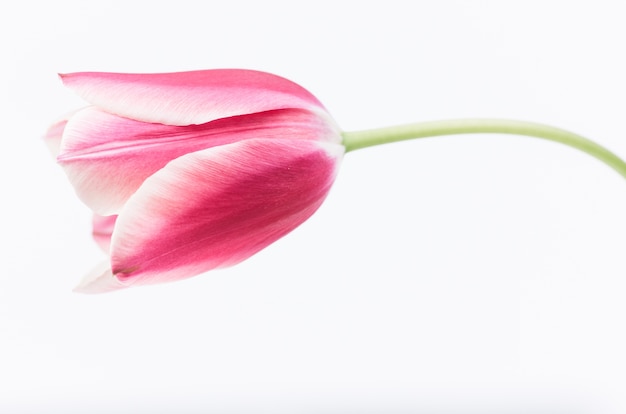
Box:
[58,107,341,215]
[60,69,327,126]
[92,214,117,253]
[76,138,343,292]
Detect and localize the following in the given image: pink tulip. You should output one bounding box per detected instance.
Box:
[48,69,344,293]
[49,69,626,293]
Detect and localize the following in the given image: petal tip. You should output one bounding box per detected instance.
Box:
[73,262,128,294]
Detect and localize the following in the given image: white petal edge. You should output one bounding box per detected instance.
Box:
[73,261,128,294]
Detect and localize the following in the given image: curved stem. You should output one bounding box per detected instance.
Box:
[341,119,626,179]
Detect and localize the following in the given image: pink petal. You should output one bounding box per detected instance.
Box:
[58,107,341,215]
[60,69,328,126]
[107,138,344,289]
[92,214,117,253]
[43,110,79,157]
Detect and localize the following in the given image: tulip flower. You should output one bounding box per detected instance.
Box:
[47,69,626,293]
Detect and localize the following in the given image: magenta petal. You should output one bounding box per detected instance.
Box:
[92,214,117,253]
[109,138,344,287]
[58,106,340,215]
[60,69,327,126]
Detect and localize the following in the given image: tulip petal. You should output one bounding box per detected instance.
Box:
[73,261,129,294]
[107,138,343,289]
[92,214,117,253]
[43,110,80,157]
[60,69,327,126]
[58,107,341,215]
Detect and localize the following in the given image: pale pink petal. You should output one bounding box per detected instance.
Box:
[107,138,344,289]
[58,107,340,215]
[92,214,117,253]
[60,69,328,126]
[73,261,129,294]
[43,110,80,157]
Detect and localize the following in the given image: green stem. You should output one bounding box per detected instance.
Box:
[341,119,626,179]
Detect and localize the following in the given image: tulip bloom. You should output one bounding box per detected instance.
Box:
[47,69,344,292]
[48,69,626,293]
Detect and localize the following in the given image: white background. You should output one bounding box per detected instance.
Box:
[2,1,626,412]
